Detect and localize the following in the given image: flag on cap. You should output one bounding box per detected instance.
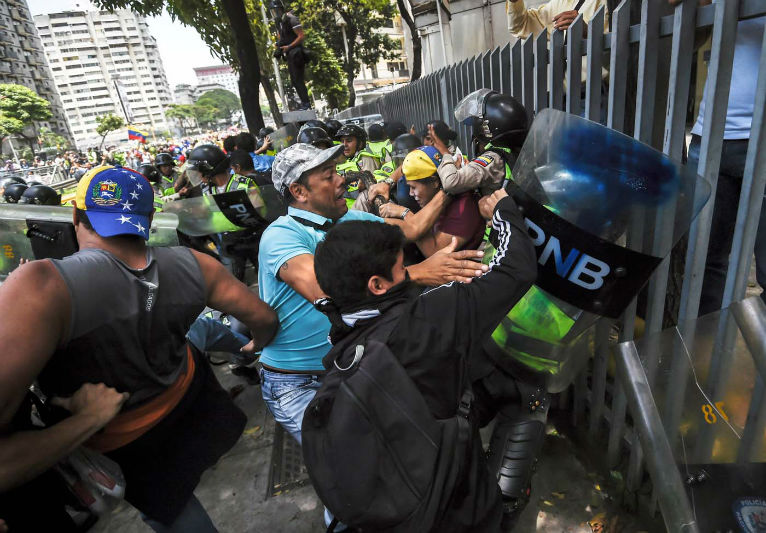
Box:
[75,165,154,239]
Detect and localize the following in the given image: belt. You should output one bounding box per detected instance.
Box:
[260,363,325,376]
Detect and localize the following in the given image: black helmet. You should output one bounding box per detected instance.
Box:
[19,184,60,206]
[4,183,28,203]
[335,123,367,146]
[454,89,528,149]
[367,123,386,142]
[186,144,230,186]
[139,163,161,183]
[297,127,333,149]
[26,180,44,187]
[154,152,174,167]
[258,126,275,138]
[391,133,422,167]
[302,119,327,132]
[384,121,407,141]
[0,177,27,192]
[325,119,343,138]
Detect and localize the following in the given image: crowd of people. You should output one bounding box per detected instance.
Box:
[0,0,762,530]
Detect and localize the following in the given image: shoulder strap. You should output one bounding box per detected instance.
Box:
[574,0,586,11]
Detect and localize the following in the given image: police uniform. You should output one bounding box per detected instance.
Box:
[336,149,380,209]
[365,139,393,166]
[438,144,515,197]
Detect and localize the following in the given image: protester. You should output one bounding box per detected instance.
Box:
[305,187,537,532]
[0,165,278,531]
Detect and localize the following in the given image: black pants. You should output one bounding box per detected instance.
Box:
[287,47,310,106]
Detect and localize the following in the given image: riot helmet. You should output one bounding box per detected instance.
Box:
[454,89,528,152]
[335,123,366,146]
[4,183,28,203]
[154,152,175,167]
[302,119,327,132]
[297,127,333,149]
[19,185,60,206]
[0,177,27,192]
[139,163,161,183]
[383,121,407,142]
[26,180,43,187]
[367,123,386,142]
[391,133,421,169]
[185,144,230,186]
[325,119,343,139]
[258,127,275,139]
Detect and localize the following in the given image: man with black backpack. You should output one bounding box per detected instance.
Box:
[304,188,537,532]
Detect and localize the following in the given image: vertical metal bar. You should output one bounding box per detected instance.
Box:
[483,49,492,90]
[566,15,584,116]
[440,71,450,123]
[634,0,660,144]
[722,26,766,306]
[476,52,486,89]
[511,40,522,99]
[607,0,630,132]
[585,6,605,122]
[500,43,511,95]
[589,319,612,435]
[534,32,547,113]
[678,0,740,321]
[614,342,700,533]
[549,30,565,111]
[468,57,477,94]
[490,46,501,93]
[521,36,534,116]
[572,368,588,426]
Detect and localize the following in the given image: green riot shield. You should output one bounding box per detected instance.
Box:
[0,205,179,278]
[618,296,766,531]
[268,123,299,152]
[161,187,286,237]
[484,109,711,391]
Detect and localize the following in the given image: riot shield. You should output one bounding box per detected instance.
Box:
[161,187,286,237]
[0,205,179,278]
[268,123,299,152]
[488,109,711,391]
[619,297,766,530]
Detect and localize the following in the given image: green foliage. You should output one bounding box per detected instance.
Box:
[39,127,70,150]
[303,30,348,110]
[0,84,52,139]
[95,113,125,149]
[195,88,241,120]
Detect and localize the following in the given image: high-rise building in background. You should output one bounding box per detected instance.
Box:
[173,83,195,105]
[34,9,173,148]
[193,65,239,96]
[0,0,72,150]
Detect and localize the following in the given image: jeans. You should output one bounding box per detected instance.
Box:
[259,368,322,444]
[186,315,253,366]
[142,495,217,533]
[687,135,766,315]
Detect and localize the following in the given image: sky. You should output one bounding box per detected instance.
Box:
[26,0,221,88]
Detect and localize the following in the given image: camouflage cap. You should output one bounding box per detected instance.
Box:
[272,143,344,195]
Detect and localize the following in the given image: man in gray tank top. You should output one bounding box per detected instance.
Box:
[0,165,278,532]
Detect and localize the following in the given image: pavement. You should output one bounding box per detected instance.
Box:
[91,358,659,533]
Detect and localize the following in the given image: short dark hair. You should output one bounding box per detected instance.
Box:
[315,221,405,306]
[229,149,254,172]
[75,208,93,230]
[235,132,257,153]
[223,136,237,153]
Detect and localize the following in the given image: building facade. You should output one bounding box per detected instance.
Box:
[173,83,195,105]
[34,9,173,148]
[193,64,239,96]
[0,0,72,149]
[353,14,411,105]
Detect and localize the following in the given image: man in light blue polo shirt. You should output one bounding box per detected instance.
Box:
[258,143,489,447]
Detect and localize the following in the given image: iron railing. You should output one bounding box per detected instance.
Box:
[335,1,766,530]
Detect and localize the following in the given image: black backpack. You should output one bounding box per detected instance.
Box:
[301,306,474,533]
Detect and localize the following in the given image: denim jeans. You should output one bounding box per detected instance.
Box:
[142,494,217,533]
[687,134,766,315]
[186,315,253,366]
[259,368,322,444]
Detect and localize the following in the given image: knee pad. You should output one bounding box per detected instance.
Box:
[488,419,545,501]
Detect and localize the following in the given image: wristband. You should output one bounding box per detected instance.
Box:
[400,208,410,220]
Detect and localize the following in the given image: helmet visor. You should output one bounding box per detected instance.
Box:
[454,88,494,125]
[186,168,203,187]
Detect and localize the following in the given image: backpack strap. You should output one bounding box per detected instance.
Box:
[332,303,408,373]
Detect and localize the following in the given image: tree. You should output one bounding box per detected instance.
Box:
[396,0,421,81]
[165,104,198,135]
[39,127,70,150]
[0,83,53,150]
[303,30,348,110]
[95,113,125,150]
[195,88,241,121]
[93,0,266,131]
[295,0,399,107]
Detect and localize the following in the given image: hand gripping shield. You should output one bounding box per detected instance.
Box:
[486,109,711,391]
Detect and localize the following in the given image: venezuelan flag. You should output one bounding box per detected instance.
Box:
[128,127,148,143]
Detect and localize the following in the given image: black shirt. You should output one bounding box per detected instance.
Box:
[278,12,301,47]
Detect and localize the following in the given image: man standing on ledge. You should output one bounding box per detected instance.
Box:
[272,0,311,110]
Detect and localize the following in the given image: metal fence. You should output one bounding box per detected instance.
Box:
[337,0,766,529]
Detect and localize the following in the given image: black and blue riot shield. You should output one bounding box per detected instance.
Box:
[486,109,711,391]
[0,205,179,278]
[161,185,286,237]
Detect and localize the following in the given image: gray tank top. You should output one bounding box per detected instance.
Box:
[38,246,206,407]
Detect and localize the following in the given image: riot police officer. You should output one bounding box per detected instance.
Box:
[154,152,179,196]
[365,123,392,165]
[297,126,333,149]
[325,119,344,142]
[271,0,311,110]
[335,123,380,209]
[19,185,60,206]
[3,183,28,204]
[139,163,165,210]
[433,88,528,196]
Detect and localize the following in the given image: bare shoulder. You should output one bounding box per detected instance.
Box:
[1,259,66,296]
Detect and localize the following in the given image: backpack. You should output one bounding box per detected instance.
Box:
[301,305,475,533]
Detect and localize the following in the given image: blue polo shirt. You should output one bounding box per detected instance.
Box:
[258,206,382,371]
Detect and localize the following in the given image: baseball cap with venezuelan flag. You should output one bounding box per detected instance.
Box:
[75,165,154,239]
[402,146,443,181]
